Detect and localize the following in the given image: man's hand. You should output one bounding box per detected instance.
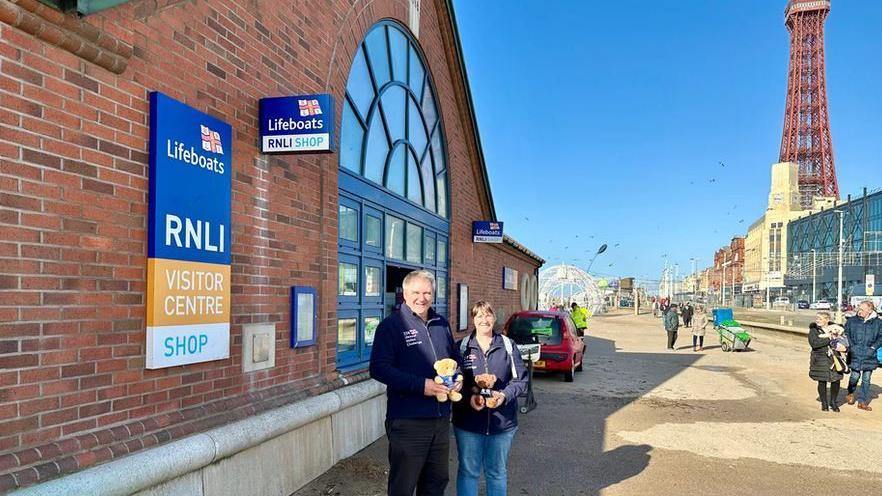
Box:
[470,394,485,411]
[424,378,449,397]
[451,380,463,393]
[491,391,506,406]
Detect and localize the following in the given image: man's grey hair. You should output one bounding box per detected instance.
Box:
[860,300,876,312]
[402,270,435,291]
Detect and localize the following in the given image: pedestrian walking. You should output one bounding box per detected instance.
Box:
[808,312,846,412]
[844,301,882,411]
[682,302,694,328]
[652,299,659,318]
[453,301,527,496]
[369,270,462,496]
[693,307,709,351]
[664,303,679,350]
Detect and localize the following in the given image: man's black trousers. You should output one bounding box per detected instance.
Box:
[667,331,678,349]
[385,416,450,496]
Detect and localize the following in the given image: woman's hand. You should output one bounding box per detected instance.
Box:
[470,394,485,411]
[835,343,847,352]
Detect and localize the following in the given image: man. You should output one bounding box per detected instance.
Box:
[844,301,882,411]
[369,270,461,496]
[682,302,694,328]
[571,302,588,335]
[663,303,679,350]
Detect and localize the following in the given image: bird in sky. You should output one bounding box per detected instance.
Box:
[614,243,620,247]
[719,161,726,167]
[709,178,716,183]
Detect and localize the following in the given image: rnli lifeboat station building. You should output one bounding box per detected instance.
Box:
[0,0,543,492]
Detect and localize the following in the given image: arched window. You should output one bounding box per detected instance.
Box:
[339,21,448,218]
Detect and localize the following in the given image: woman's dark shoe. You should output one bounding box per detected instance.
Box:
[821,403,829,412]
[847,393,855,405]
[831,405,840,412]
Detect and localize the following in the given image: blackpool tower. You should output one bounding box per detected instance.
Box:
[779,0,839,207]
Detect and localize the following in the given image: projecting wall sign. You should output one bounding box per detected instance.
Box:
[146,91,232,369]
[259,94,334,153]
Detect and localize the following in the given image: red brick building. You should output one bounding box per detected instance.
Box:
[0,0,542,491]
[710,237,744,292]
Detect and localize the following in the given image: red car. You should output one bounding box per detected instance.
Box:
[504,310,586,382]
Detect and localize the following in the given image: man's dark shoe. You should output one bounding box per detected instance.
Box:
[847,393,855,405]
[831,405,840,412]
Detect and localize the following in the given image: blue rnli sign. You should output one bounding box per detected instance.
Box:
[472,221,504,243]
[259,94,334,153]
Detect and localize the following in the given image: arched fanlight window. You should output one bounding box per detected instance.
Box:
[339,21,448,218]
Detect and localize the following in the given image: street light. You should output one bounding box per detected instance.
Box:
[585,243,607,274]
[811,248,817,304]
[835,210,847,322]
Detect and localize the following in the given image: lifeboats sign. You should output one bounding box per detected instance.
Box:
[146,92,232,369]
[472,221,503,243]
[259,94,334,153]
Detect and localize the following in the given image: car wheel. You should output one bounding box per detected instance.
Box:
[721,342,730,352]
[575,355,583,372]
[564,362,575,382]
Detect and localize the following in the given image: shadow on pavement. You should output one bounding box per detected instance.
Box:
[293,319,703,496]
[504,333,701,495]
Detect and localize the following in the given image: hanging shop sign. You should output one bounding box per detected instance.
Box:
[146,91,232,369]
[259,94,335,153]
[472,221,503,243]
[867,274,876,296]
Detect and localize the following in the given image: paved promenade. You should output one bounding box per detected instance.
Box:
[294,310,882,495]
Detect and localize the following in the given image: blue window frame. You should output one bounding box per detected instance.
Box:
[290,286,317,348]
[336,20,451,370]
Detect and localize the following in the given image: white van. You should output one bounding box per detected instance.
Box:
[773,296,790,307]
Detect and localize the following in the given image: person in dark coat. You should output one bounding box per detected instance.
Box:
[369,270,462,496]
[663,304,679,350]
[682,302,694,328]
[453,301,528,496]
[844,301,882,411]
[808,312,845,412]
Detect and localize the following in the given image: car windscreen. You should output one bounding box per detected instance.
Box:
[507,316,562,345]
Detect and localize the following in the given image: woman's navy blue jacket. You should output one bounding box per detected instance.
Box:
[452,332,528,435]
[369,307,461,419]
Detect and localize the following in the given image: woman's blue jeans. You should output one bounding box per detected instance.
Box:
[454,426,517,496]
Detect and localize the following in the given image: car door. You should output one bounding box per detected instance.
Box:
[564,315,582,363]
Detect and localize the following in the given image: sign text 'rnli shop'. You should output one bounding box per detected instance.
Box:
[259,94,334,153]
[146,92,232,369]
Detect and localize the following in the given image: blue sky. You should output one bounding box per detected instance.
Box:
[452,0,882,282]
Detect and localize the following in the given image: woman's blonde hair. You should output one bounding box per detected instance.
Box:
[470,300,495,318]
[816,311,832,322]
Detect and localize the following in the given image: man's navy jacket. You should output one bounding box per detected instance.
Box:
[369,307,461,419]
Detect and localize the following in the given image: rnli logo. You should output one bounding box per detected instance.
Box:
[489,222,500,230]
[298,99,322,116]
[200,125,224,154]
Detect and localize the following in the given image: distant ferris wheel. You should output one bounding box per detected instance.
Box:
[538,264,605,314]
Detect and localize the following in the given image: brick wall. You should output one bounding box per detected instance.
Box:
[0,0,541,490]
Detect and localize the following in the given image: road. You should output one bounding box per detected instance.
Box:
[293,310,882,496]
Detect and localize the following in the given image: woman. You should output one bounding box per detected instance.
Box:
[663,303,679,350]
[808,311,845,412]
[693,307,709,352]
[453,301,528,496]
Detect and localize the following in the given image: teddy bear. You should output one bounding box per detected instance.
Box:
[472,373,501,408]
[432,358,463,402]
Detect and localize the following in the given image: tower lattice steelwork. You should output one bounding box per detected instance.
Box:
[779,0,839,207]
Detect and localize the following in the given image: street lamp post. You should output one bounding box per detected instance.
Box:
[811,248,817,304]
[836,210,846,322]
